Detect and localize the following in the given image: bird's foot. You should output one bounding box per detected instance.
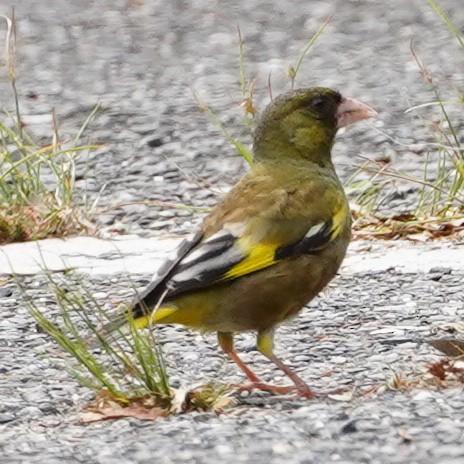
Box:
[293,384,318,399]
[235,382,295,395]
[235,382,318,398]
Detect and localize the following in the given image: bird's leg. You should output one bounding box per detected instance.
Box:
[217,332,295,395]
[217,331,262,383]
[257,330,317,399]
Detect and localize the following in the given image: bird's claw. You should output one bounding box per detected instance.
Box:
[234,382,318,399]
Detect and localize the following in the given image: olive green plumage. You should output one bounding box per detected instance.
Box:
[110,87,375,397]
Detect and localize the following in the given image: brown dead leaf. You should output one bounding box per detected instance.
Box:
[390,213,417,222]
[427,358,464,383]
[80,403,167,423]
[428,339,464,358]
[78,384,234,424]
[351,208,464,241]
[78,390,171,423]
[427,359,449,381]
[240,98,258,116]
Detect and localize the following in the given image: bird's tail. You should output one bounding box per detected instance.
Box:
[85,299,175,350]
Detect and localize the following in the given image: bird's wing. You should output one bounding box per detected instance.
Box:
[133,230,204,309]
[136,215,337,310]
[132,170,349,318]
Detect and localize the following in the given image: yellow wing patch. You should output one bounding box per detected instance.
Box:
[221,202,348,282]
[223,237,278,280]
[330,201,349,239]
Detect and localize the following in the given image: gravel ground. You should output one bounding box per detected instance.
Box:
[1,0,464,463]
[2,270,464,463]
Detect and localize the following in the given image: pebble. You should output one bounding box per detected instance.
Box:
[0,413,15,423]
[0,287,14,298]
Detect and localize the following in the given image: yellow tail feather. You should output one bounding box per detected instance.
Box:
[133,306,179,329]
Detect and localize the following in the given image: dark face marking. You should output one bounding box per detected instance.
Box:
[301,91,342,121]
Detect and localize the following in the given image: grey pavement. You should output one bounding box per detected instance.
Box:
[1,0,464,463]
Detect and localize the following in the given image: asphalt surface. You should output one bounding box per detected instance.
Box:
[1,0,464,463]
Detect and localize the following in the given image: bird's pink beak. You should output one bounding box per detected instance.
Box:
[336,97,377,129]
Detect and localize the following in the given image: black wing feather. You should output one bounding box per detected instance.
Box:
[131,230,203,317]
[274,220,333,260]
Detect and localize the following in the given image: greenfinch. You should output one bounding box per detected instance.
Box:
[108,87,376,397]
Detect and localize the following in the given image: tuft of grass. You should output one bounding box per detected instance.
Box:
[0,14,100,244]
[346,2,464,240]
[347,154,464,240]
[407,34,464,216]
[22,271,171,402]
[21,271,233,421]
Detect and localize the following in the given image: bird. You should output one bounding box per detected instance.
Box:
[103,87,376,398]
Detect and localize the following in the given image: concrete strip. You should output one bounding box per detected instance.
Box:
[344,241,464,274]
[0,235,463,276]
[0,236,180,275]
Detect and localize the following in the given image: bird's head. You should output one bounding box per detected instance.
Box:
[253,87,376,165]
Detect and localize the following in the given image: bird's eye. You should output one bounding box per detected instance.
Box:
[309,96,328,111]
[302,94,339,120]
